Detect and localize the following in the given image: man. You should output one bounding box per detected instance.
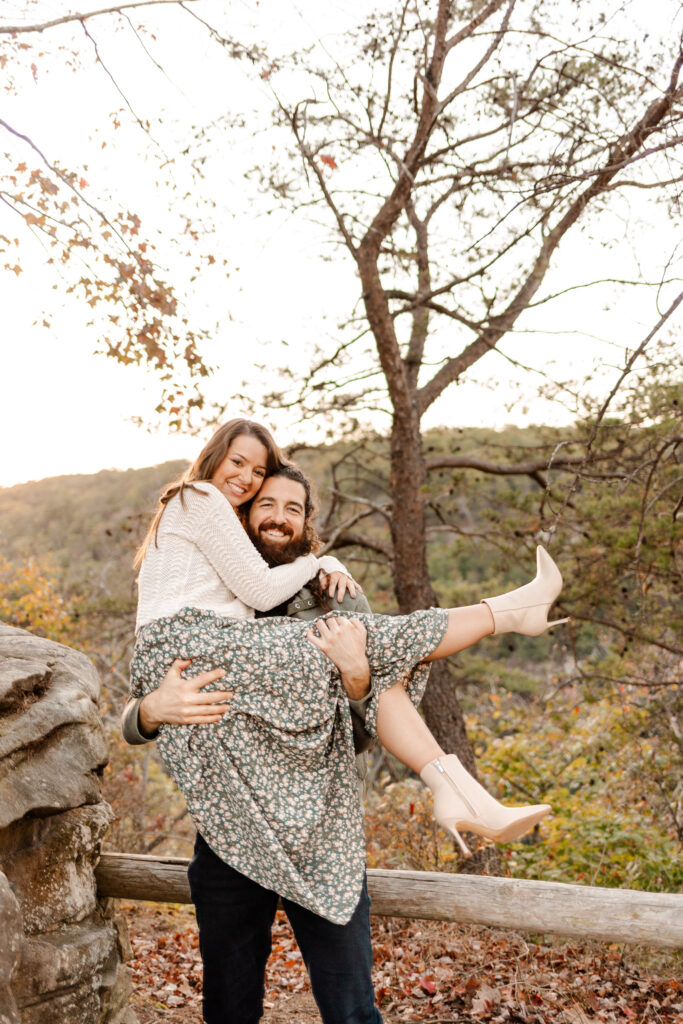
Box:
[122,464,383,1024]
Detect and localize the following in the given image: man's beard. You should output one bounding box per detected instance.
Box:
[247,522,312,567]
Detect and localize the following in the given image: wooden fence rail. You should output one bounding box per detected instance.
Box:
[96,852,683,950]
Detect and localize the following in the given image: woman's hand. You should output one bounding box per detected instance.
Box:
[319,570,363,602]
[306,617,370,700]
[138,659,233,735]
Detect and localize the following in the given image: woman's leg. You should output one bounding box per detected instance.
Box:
[422,546,568,662]
[373,560,561,787]
[375,683,444,773]
[372,550,566,854]
[422,604,494,662]
[375,685,550,855]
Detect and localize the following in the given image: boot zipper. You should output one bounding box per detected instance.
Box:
[433,759,478,818]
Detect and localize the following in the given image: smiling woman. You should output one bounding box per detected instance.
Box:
[133,422,331,627]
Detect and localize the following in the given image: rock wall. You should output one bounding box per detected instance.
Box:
[0,624,136,1024]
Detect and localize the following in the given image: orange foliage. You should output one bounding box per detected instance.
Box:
[0,554,78,641]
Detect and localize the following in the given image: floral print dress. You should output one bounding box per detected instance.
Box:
[130,605,448,924]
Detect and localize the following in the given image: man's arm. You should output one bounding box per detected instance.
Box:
[120,660,233,746]
[121,695,157,745]
[337,637,370,702]
[333,622,375,754]
[349,692,375,755]
[122,595,375,749]
[325,591,375,751]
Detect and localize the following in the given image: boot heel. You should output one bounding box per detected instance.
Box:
[447,825,472,858]
[547,616,570,629]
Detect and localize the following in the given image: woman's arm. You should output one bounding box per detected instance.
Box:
[318,555,348,575]
[170,485,321,611]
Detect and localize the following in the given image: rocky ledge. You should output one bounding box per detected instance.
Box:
[0,624,136,1024]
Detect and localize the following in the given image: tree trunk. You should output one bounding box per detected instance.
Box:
[389,410,502,873]
[389,413,477,773]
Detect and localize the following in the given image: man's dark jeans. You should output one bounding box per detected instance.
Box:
[188,832,383,1024]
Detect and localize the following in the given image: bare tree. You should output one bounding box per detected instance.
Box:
[200,0,683,759]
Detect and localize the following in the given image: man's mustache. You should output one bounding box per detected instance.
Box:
[257,519,294,540]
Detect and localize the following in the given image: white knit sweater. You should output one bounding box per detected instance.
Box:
[135,482,347,633]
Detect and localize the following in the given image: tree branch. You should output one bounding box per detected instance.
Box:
[319,507,376,553]
[80,19,151,138]
[417,40,683,415]
[326,488,392,523]
[356,0,451,416]
[568,613,683,657]
[145,807,189,853]
[404,199,431,387]
[321,531,393,558]
[445,0,510,53]
[0,116,133,254]
[549,286,683,527]
[282,100,359,258]
[425,454,585,476]
[0,0,194,34]
[376,1,410,141]
[437,0,516,114]
[386,289,481,331]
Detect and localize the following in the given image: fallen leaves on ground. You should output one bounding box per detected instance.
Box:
[369,919,682,1021]
[124,901,682,1023]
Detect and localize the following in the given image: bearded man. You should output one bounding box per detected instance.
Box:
[122,463,382,1024]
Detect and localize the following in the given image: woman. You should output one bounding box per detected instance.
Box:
[131,419,566,924]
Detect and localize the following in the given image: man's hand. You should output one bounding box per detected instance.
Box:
[138,659,234,736]
[306,617,370,701]
[319,570,363,602]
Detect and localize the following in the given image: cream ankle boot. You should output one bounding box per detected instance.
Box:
[420,754,551,857]
[481,545,568,636]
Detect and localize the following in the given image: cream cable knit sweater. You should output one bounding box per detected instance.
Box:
[135,482,346,633]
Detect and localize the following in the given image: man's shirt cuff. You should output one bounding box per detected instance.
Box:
[121,696,158,745]
[348,683,373,717]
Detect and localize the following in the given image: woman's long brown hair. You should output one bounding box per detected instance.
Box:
[134,418,285,569]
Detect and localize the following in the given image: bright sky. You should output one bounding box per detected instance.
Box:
[1,0,681,487]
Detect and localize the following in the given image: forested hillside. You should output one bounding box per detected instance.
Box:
[0,459,188,597]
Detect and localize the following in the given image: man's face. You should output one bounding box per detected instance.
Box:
[247,476,308,562]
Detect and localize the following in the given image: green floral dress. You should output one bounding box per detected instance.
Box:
[130,605,448,924]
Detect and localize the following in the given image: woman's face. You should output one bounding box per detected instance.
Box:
[210,434,268,507]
